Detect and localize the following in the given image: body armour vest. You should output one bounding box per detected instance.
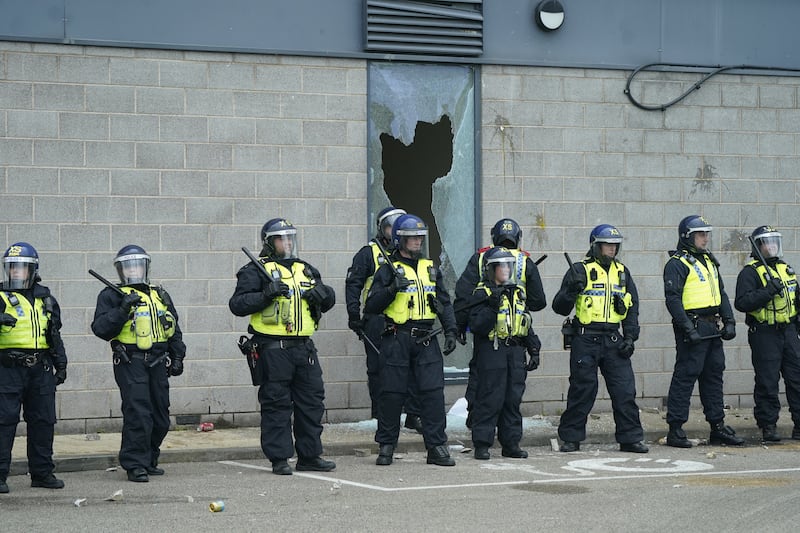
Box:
[574,260,631,325]
[675,252,722,311]
[0,291,50,350]
[747,259,798,324]
[250,261,318,337]
[475,284,531,340]
[384,258,438,324]
[361,241,390,306]
[114,286,176,346]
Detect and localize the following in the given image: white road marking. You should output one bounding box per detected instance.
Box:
[218,460,800,493]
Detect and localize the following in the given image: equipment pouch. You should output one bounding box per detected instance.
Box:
[261,301,280,324]
[561,317,575,350]
[111,339,131,365]
[133,305,153,351]
[237,335,263,386]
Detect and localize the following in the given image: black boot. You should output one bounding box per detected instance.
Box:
[31,473,65,489]
[559,441,580,453]
[147,465,165,476]
[427,445,455,466]
[127,468,149,482]
[296,456,336,472]
[666,425,692,448]
[709,421,745,446]
[619,442,649,453]
[376,444,394,466]
[761,424,781,442]
[0,479,8,494]
[404,414,423,434]
[501,444,528,458]
[474,446,490,460]
[271,460,292,475]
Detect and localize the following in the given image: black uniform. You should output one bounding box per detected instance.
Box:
[552,257,644,446]
[364,251,457,452]
[734,259,800,434]
[229,257,335,466]
[453,248,546,412]
[345,241,421,420]
[0,282,67,488]
[91,284,185,476]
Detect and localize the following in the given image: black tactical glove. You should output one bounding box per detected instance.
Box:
[54,366,67,386]
[565,269,584,298]
[120,292,142,312]
[684,328,703,345]
[487,287,505,310]
[766,278,784,296]
[456,326,468,346]
[443,333,457,355]
[525,334,542,371]
[302,285,327,306]
[0,313,17,327]
[391,274,412,294]
[613,294,627,315]
[618,337,635,358]
[348,316,364,335]
[427,294,444,315]
[721,320,736,341]
[168,356,184,377]
[263,279,290,301]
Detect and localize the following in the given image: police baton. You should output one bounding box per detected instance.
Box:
[88,269,126,297]
[534,254,547,265]
[414,293,488,345]
[241,247,273,283]
[373,238,403,278]
[357,329,380,353]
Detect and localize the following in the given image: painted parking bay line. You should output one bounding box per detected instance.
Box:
[218,460,800,493]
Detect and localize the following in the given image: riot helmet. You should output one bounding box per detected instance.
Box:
[483,246,517,287]
[751,225,782,260]
[491,218,522,249]
[376,206,406,245]
[261,218,298,259]
[392,214,429,260]
[678,215,713,253]
[3,242,39,290]
[589,224,623,266]
[114,245,150,285]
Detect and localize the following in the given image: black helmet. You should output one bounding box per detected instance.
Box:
[491,218,522,248]
[392,214,428,259]
[3,242,39,290]
[261,218,298,259]
[375,206,406,245]
[678,215,713,253]
[751,225,782,260]
[589,224,623,266]
[483,246,517,286]
[114,244,150,285]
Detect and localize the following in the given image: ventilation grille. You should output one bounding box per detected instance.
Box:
[365,0,483,57]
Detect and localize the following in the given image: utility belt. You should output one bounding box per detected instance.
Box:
[0,349,49,368]
[688,313,720,323]
[258,337,311,350]
[749,320,795,332]
[384,322,435,338]
[561,317,620,349]
[489,336,526,347]
[129,351,164,363]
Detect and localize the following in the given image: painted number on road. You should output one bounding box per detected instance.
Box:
[567,458,713,474]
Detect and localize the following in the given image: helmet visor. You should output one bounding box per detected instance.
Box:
[688,230,712,252]
[757,233,782,259]
[397,230,428,260]
[269,233,298,259]
[485,256,518,287]
[3,259,36,290]
[115,255,150,285]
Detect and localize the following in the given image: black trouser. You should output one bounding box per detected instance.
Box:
[0,362,56,480]
[470,337,526,448]
[748,322,800,428]
[114,356,170,472]
[558,330,643,444]
[375,329,447,449]
[363,315,421,420]
[666,319,726,427]
[256,339,325,462]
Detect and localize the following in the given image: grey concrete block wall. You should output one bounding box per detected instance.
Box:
[2,41,800,432]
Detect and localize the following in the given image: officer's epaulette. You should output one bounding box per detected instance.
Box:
[477,246,492,254]
[519,249,531,257]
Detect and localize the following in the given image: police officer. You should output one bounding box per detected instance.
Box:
[467,247,541,460]
[734,226,800,442]
[345,206,423,431]
[453,218,547,426]
[91,245,187,482]
[664,215,743,448]
[364,214,458,467]
[0,242,67,493]
[229,218,336,476]
[552,225,648,453]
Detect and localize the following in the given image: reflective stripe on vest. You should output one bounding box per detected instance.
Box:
[475,284,531,339]
[747,259,798,324]
[0,291,50,350]
[361,242,388,306]
[676,253,722,311]
[574,260,630,325]
[384,259,437,324]
[114,287,174,344]
[250,261,317,337]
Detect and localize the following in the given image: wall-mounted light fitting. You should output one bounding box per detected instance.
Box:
[534,0,565,32]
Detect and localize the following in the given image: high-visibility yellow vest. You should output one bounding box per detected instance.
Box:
[747,259,798,324]
[250,261,318,337]
[475,284,531,340]
[384,259,437,324]
[114,287,175,345]
[574,260,631,325]
[0,291,50,350]
[674,252,722,311]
